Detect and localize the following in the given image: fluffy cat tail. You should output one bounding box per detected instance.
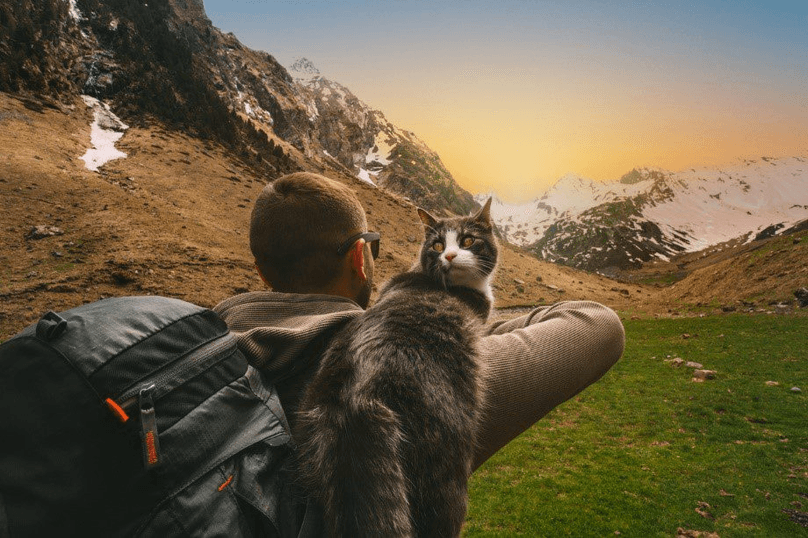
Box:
[297,397,413,538]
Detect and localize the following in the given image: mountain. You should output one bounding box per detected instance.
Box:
[479,158,808,275]
[0,0,474,215]
[286,57,476,214]
[0,0,652,342]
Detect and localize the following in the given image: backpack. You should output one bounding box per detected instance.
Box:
[0,296,320,537]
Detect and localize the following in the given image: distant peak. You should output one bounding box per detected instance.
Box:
[474,191,499,204]
[552,172,590,187]
[288,57,320,80]
[619,167,668,185]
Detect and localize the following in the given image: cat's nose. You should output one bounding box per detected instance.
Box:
[445,253,456,261]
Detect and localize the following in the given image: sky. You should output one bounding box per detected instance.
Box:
[204,0,808,202]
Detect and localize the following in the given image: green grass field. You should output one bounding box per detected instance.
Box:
[466,313,808,537]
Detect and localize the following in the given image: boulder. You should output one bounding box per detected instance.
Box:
[795,288,808,308]
[692,369,717,382]
[26,225,63,240]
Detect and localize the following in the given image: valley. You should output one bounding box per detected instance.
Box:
[1,0,806,343]
[2,91,806,344]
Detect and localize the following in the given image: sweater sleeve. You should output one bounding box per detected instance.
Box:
[472,301,625,470]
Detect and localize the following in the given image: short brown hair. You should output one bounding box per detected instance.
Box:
[250,172,367,291]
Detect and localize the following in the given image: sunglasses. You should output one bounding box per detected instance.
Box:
[337,231,380,260]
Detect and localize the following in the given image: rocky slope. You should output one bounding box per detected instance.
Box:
[0,0,474,215]
[286,57,476,215]
[640,221,808,312]
[480,159,808,275]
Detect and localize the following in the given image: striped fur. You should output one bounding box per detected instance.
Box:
[296,200,497,537]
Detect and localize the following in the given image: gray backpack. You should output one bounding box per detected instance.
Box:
[0,296,321,537]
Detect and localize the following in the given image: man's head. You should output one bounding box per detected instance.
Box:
[250,172,376,307]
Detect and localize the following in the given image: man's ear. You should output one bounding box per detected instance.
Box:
[254,262,271,288]
[350,239,367,281]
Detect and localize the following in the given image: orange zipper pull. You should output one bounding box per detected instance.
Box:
[139,385,161,469]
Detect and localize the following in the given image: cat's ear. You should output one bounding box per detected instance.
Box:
[417,207,438,231]
[472,198,493,227]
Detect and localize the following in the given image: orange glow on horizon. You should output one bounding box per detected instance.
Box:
[403,97,808,203]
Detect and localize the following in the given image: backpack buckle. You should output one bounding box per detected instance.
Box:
[35,312,68,341]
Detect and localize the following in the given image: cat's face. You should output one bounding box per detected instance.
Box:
[417,199,498,294]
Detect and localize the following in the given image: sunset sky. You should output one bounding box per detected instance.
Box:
[205,0,808,202]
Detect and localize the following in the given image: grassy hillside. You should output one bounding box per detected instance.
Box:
[466,314,808,536]
[621,228,808,312]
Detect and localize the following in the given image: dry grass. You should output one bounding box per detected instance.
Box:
[0,92,647,339]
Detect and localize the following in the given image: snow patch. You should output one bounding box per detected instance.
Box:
[357,168,377,186]
[365,132,394,167]
[80,95,128,172]
[237,90,273,125]
[68,0,82,21]
[642,159,808,252]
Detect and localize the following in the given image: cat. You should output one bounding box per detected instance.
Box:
[295,198,498,537]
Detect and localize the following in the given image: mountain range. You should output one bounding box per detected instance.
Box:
[479,158,807,275]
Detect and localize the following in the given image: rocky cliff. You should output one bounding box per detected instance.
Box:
[0,0,475,214]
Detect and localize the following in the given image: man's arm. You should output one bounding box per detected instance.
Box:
[473,301,625,470]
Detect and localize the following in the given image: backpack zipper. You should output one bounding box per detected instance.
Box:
[139,384,161,468]
[114,332,237,413]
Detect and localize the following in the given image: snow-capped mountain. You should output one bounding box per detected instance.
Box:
[3,0,475,216]
[478,158,808,273]
[480,172,653,245]
[287,58,476,214]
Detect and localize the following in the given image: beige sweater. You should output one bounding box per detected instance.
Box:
[214,291,624,469]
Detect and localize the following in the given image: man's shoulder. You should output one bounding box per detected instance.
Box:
[214,291,363,332]
[213,291,365,374]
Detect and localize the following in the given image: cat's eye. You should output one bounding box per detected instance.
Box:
[461,236,475,248]
[432,242,445,253]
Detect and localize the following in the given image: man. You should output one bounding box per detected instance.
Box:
[214,171,625,472]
